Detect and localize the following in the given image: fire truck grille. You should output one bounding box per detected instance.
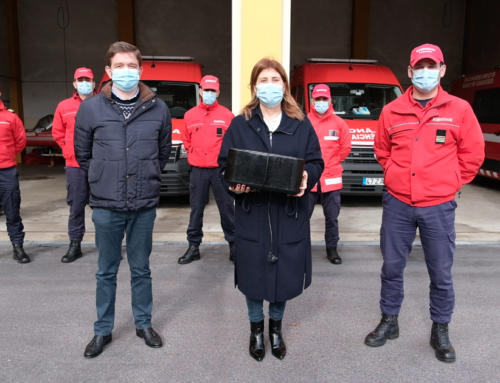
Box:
[344,147,379,164]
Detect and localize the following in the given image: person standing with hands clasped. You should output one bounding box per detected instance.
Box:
[218,58,323,362]
[178,75,235,264]
[307,84,351,264]
[365,44,484,363]
[75,42,171,358]
[52,67,95,263]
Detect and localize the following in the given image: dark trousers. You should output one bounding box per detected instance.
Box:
[380,192,456,323]
[187,167,235,245]
[0,166,24,244]
[65,167,89,241]
[92,207,156,336]
[246,297,287,322]
[308,189,341,248]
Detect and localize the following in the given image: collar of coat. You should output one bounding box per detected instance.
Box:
[101,81,156,103]
[198,100,220,112]
[391,84,453,115]
[248,105,301,135]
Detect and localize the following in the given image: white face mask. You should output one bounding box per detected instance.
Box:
[411,68,441,93]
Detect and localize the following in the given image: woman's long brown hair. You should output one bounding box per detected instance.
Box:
[241,58,304,121]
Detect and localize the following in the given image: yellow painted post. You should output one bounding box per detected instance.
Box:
[232,0,291,114]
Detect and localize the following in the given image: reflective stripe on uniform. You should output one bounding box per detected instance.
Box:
[325,177,342,185]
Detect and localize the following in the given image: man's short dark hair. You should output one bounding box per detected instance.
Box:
[106,41,142,67]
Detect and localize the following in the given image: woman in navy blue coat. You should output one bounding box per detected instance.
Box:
[218,58,324,362]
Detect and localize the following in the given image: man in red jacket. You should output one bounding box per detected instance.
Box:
[0,86,30,263]
[365,44,485,363]
[178,75,235,264]
[307,84,351,264]
[52,68,95,263]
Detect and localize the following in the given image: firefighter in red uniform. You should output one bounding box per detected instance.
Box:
[52,68,95,263]
[0,86,30,263]
[365,44,485,363]
[307,84,351,264]
[178,75,235,264]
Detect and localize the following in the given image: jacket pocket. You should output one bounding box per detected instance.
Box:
[280,197,307,244]
[139,160,161,200]
[234,195,260,242]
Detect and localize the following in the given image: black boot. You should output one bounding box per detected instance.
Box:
[61,240,83,263]
[13,244,30,264]
[269,318,287,360]
[178,244,200,264]
[364,314,399,347]
[229,242,235,262]
[249,320,265,362]
[430,322,456,363]
[326,247,342,264]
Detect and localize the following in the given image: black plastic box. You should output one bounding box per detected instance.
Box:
[224,148,305,194]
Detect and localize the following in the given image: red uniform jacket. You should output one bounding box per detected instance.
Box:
[183,101,234,168]
[374,85,485,207]
[52,92,91,167]
[308,105,351,192]
[0,100,26,169]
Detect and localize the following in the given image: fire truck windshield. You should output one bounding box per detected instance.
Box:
[143,81,200,119]
[308,83,402,120]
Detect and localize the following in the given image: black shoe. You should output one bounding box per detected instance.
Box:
[229,242,235,262]
[84,334,112,358]
[13,244,30,264]
[365,314,399,347]
[326,247,342,264]
[430,322,456,363]
[61,240,83,263]
[269,318,287,360]
[249,320,265,362]
[136,327,163,348]
[178,245,200,264]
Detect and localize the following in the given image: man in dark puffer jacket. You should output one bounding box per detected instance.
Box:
[74,42,171,358]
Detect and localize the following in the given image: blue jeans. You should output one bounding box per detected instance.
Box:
[92,207,156,335]
[246,297,287,322]
[380,193,456,323]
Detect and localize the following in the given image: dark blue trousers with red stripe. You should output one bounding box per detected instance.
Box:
[65,167,89,241]
[187,166,234,245]
[0,166,25,244]
[380,192,456,324]
[308,189,341,248]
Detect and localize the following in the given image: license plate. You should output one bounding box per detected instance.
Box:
[363,177,384,185]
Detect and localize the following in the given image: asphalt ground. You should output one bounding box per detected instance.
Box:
[0,243,499,383]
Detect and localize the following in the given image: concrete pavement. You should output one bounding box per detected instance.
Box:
[1,164,499,244]
[0,243,499,382]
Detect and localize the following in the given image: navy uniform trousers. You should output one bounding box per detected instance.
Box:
[0,166,25,244]
[308,188,341,248]
[380,192,456,324]
[187,166,235,245]
[65,167,89,241]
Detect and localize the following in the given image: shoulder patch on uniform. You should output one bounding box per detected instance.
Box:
[7,109,16,114]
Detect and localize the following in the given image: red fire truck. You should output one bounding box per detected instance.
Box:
[450,67,500,181]
[291,58,403,194]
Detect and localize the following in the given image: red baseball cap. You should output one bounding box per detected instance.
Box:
[410,44,444,67]
[74,67,94,80]
[312,84,331,99]
[200,75,220,90]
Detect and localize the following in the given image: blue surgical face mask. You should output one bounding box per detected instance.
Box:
[411,67,441,93]
[111,68,140,92]
[256,84,284,108]
[76,81,93,96]
[202,91,217,106]
[314,101,329,114]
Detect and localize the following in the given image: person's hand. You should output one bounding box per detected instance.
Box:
[292,171,308,197]
[229,184,252,194]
